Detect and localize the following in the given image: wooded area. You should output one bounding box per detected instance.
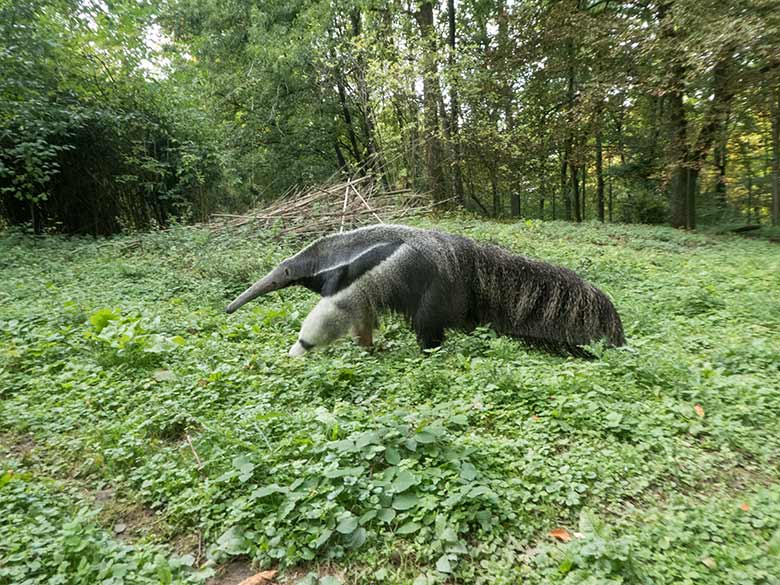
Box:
[2,0,779,233]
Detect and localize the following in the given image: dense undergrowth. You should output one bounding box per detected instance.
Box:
[1,217,779,584]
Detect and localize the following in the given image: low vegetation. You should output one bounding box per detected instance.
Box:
[2,218,779,584]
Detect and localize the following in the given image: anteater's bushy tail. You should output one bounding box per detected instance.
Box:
[470,243,625,357]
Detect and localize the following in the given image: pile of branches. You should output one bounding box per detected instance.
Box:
[210,174,438,238]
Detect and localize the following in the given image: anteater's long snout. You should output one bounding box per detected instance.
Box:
[225,270,284,314]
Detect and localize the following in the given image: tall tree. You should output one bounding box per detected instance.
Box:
[414,1,448,205]
[772,85,780,226]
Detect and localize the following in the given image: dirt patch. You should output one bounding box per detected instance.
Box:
[0,432,37,461]
[206,559,258,585]
[95,491,164,542]
[204,561,350,585]
[280,564,347,585]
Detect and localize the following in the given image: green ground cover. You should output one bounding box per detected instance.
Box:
[1,217,779,584]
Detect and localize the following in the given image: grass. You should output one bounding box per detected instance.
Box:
[1,216,779,584]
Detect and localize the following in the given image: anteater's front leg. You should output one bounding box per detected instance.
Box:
[351,321,374,348]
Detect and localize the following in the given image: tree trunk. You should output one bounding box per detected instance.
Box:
[596,125,605,222]
[565,38,577,222]
[581,162,586,220]
[570,161,581,222]
[414,2,447,205]
[490,164,501,217]
[669,47,735,229]
[670,165,698,230]
[447,0,465,204]
[738,139,755,223]
[334,141,347,170]
[511,193,521,217]
[713,144,728,208]
[772,86,780,226]
[336,75,362,166]
[667,87,690,228]
[350,10,389,188]
[713,121,729,209]
[561,153,569,220]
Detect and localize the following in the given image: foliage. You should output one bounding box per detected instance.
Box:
[0,467,202,584]
[1,217,779,583]
[161,0,780,226]
[0,0,222,234]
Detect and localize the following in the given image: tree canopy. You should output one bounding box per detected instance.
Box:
[2,0,779,233]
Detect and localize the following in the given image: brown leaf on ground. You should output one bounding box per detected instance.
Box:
[549,528,573,542]
[237,570,278,585]
[701,556,717,569]
[694,404,705,418]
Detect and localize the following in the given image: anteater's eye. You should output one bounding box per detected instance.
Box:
[284,267,290,276]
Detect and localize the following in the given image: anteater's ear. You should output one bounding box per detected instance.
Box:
[301,240,403,297]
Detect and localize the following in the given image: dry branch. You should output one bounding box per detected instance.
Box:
[209,172,435,238]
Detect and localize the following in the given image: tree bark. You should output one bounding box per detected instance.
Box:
[334,140,347,170]
[713,109,730,208]
[667,81,690,228]
[570,161,581,222]
[581,161,586,220]
[490,163,501,217]
[596,122,605,222]
[561,152,569,220]
[447,0,465,204]
[414,2,447,205]
[772,86,780,226]
[336,75,362,166]
[511,192,521,217]
[738,139,754,223]
[668,49,735,229]
[713,143,728,208]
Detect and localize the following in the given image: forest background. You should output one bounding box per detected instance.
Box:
[1,0,780,234]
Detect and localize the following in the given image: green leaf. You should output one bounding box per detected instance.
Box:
[216,526,245,554]
[384,447,401,465]
[324,466,364,478]
[155,554,173,585]
[344,527,367,549]
[314,529,333,548]
[355,431,380,449]
[396,521,421,534]
[378,508,396,523]
[392,493,419,510]
[451,414,468,426]
[414,431,437,444]
[232,456,255,483]
[391,470,417,493]
[435,554,452,573]
[460,462,477,481]
[251,483,283,499]
[359,510,377,524]
[336,514,358,534]
[89,308,119,333]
